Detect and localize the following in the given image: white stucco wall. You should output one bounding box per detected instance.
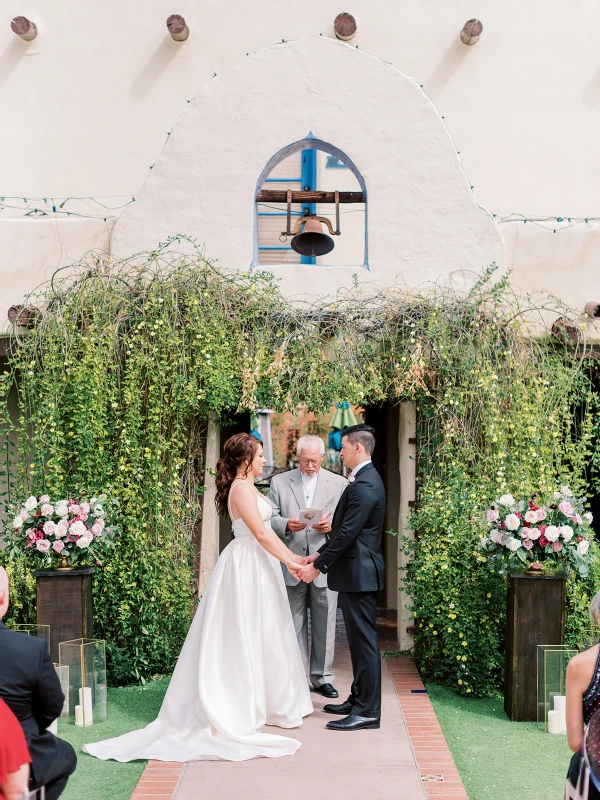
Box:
[111,37,504,297]
[0,218,111,330]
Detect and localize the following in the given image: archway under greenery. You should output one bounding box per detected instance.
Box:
[1,237,599,693]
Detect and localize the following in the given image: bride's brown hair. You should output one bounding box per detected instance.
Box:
[215,433,262,516]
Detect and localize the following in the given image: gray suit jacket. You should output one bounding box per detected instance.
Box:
[268,467,347,587]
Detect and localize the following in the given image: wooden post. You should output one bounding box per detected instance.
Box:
[11,16,37,41]
[334,12,357,42]
[460,19,483,45]
[397,402,417,651]
[198,415,220,595]
[504,571,566,721]
[34,567,95,663]
[167,14,189,41]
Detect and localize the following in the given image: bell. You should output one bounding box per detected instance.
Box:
[290,216,335,257]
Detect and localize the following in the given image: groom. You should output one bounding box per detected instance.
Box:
[297,424,385,731]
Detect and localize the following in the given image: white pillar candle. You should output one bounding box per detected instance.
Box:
[75,704,84,726]
[554,695,567,732]
[548,709,562,734]
[79,687,94,725]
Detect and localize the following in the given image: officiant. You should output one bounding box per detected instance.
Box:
[269,435,347,699]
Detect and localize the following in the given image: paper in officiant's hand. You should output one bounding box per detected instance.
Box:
[299,508,322,527]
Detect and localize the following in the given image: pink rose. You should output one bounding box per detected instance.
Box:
[35,539,51,553]
[536,508,547,522]
[522,539,534,550]
[559,501,574,516]
[80,502,90,514]
[539,525,547,535]
[80,512,89,522]
[40,503,54,516]
[524,510,538,524]
[52,540,65,553]
[573,514,583,525]
[552,541,563,553]
[486,509,499,522]
[43,520,57,536]
[68,504,81,516]
[91,523,102,537]
[39,495,50,504]
[96,517,105,530]
[20,509,30,521]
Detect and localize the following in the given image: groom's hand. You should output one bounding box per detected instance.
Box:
[297,564,320,584]
[304,552,319,564]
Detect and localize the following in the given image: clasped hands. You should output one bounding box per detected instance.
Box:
[288,552,320,584]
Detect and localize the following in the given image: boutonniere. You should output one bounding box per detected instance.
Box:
[347,475,355,483]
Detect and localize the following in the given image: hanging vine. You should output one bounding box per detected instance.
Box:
[0,236,597,691]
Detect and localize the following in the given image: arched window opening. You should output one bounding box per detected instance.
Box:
[254,138,367,269]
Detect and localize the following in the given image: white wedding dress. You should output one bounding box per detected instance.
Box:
[83,488,313,762]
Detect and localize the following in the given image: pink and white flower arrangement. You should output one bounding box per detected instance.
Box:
[2,493,118,568]
[480,487,595,577]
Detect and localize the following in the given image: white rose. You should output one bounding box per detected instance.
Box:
[93,504,104,517]
[584,512,594,524]
[527,527,541,540]
[545,525,561,542]
[55,521,68,538]
[577,540,590,556]
[76,536,90,549]
[506,537,521,552]
[69,520,87,536]
[24,496,38,511]
[524,510,539,524]
[12,515,23,529]
[554,492,562,500]
[561,525,574,542]
[43,520,57,536]
[561,486,573,497]
[490,530,503,544]
[505,514,521,531]
[40,504,54,517]
[480,537,489,548]
[499,494,515,507]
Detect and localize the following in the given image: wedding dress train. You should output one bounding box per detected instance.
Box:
[83,491,313,762]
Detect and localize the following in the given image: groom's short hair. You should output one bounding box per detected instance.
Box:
[342,424,376,456]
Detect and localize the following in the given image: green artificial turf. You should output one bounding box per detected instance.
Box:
[61,676,170,800]
[427,683,573,800]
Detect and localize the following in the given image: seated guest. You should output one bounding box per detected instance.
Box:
[0,698,31,800]
[566,590,600,797]
[0,567,77,800]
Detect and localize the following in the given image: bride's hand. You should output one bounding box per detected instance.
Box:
[286,561,302,574]
[289,553,306,565]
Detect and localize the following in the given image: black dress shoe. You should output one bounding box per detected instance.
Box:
[323,700,353,715]
[326,713,380,731]
[313,683,339,699]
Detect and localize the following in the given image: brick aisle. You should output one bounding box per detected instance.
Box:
[386,656,469,800]
[130,615,469,800]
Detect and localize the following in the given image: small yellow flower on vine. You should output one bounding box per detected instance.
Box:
[462,641,468,647]
[458,679,463,685]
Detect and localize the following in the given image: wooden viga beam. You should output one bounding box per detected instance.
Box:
[256,190,365,204]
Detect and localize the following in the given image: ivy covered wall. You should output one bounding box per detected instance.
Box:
[1,240,598,692]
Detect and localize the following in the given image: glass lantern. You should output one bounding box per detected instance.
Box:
[51,664,70,734]
[5,623,50,654]
[536,644,577,731]
[58,638,107,727]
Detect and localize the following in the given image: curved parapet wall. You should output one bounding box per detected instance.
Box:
[111,36,504,298]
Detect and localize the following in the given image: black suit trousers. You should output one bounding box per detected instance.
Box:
[338,590,381,718]
[30,736,77,800]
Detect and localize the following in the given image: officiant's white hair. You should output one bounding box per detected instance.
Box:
[296,435,325,456]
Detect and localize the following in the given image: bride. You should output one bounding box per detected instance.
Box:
[83,433,313,762]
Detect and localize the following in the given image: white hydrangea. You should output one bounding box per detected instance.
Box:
[498,494,515,507]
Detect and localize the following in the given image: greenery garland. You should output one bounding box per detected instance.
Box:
[0,237,597,693]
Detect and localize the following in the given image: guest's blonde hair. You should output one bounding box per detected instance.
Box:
[589,590,600,626]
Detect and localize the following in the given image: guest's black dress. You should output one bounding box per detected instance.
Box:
[568,645,600,797]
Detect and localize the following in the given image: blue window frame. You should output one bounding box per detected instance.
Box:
[300,149,317,264]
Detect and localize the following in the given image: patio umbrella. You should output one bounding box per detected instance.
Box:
[328,402,358,451]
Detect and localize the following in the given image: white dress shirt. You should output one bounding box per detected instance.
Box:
[351,459,372,478]
[301,471,318,507]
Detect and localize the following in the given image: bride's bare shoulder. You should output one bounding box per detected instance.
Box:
[229,480,255,501]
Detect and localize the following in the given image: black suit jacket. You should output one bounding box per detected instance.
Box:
[0,620,65,785]
[313,462,385,592]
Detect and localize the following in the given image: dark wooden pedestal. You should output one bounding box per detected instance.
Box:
[504,570,566,721]
[34,567,95,663]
